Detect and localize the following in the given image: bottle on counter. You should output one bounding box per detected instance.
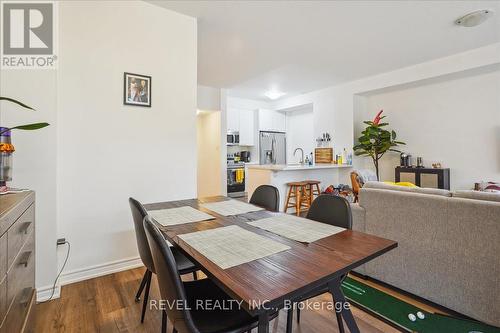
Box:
[309,152,313,165]
[342,148,347,165]
[305,155,310,165]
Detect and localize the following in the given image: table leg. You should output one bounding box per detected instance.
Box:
[257,311,270,333]
[328,279,360,333]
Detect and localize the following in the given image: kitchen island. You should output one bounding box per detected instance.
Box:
[246,163,352,212]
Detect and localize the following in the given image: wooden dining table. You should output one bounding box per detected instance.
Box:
[145,196,397,333]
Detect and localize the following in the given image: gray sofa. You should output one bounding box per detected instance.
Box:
[351,181,500,327]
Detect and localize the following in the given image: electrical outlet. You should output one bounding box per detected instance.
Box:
[57,238,66,245]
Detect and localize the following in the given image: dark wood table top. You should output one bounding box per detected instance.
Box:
[145,196,397,314]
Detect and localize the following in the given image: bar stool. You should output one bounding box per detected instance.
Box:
[304,180,321,205]
[284,181,311,216]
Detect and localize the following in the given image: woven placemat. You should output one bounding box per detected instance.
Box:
[201,200,264,216]
[178,225,290,269]
[148,206,214,226]
[248,214,345,243]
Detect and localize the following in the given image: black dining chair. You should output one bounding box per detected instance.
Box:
[129,197,199,324]
[305,194,352,229]
[143,215,278,333]
[286,194,352,333]
[249,185,280,212]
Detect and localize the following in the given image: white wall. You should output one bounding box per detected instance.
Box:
[361,68,500,188]
[273,43,500,186]
[2,0,197,294]
[56,1,197,278]
[198,85,221,111]
[285,107,314,164]
[0,71,58,292]
[197,111,222,197]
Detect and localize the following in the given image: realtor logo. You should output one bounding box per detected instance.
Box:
[1,1,57,69]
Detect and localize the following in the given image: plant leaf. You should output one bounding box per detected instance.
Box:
[9,122,50,131]
[0,97,35,110]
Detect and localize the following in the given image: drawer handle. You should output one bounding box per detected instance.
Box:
[20,221,32,234]
[19,251,32,267]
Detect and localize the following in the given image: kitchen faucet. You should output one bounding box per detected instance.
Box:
[293,148,304,164]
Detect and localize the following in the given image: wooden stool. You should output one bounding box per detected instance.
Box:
[304,180,321,205]
[284,181,311,216]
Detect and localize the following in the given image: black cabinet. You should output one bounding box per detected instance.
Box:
[395,167,450,190]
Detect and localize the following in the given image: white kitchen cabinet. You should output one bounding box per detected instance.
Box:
[227,107,255,146]
[258,109,273,131]
[258,109,286,132]
[272,111,286,132]
[238,109,255,146]
[227,107,240,132]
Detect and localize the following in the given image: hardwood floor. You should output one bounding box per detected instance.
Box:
[35,267,398,333]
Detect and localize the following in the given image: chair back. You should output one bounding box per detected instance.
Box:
[143,216,197,333]
[249,185,280,211]
[306,194,352,229]
[129,197,155,273]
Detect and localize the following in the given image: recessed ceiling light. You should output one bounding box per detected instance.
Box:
[264,90,286,100]
[455,10,494,27]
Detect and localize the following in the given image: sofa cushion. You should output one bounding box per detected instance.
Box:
[363,181,452,197]
[444,197,500,325]
[454,190,500,203]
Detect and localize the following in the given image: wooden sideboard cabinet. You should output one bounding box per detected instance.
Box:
[395,167,450,190]
[0,191,36,333]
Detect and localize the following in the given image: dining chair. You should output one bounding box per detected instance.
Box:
[249,184,280,212]
[304,194,352,229]
[129,198,199,324]
[285,194,352,333]
[143,215,278,333]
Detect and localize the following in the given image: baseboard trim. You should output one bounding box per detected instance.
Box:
[36,256,143,302]
[60,256,144,286]
[36,284,61,302]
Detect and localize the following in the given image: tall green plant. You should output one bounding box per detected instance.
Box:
[353,110,405,180]
[0,97,49,135]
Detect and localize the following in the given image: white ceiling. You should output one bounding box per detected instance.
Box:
[150,1,500,101]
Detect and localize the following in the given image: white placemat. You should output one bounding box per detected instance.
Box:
[178,225,290,269]
[147,206,214,226]
[200,199,264,216]
[248,214,346,243]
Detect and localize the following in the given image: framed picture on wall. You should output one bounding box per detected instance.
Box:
[123,72,151,107]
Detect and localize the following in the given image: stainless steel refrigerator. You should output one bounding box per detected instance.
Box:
[259,131,286,165]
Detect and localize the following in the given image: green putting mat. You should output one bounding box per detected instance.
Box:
[341,277,500,333]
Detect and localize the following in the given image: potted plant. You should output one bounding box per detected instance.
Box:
[0,97,49,189]
[353,110,405,180]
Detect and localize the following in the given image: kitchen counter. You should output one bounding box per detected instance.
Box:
[247,163,352,171]
[246,163,352,212]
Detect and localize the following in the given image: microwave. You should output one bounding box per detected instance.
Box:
[227,131,239,145]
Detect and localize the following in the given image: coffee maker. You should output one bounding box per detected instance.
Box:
[240,151,251,162]
[400,152,412,167]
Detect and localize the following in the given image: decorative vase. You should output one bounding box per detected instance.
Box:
[0,128,14,187]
